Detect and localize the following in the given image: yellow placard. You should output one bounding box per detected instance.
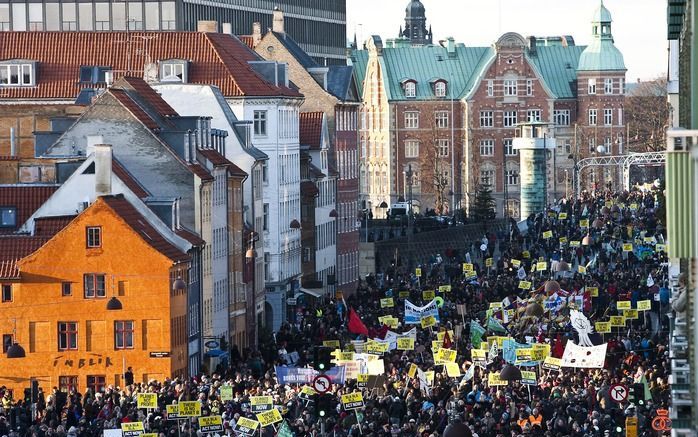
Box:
[137,393,157,409]
[624,309,639,320]
[616,301,632,310]
[488,373,508,386]
[462,263,473,272]
[595,322,611,333]
[656,244,666,252]
[578,265,587,274]
[198,416,223,433]
[340,392,364,410]
[423,290,435,300]
[415,268,422,277]
[300,386,316,397]
[256,409,282,427]
[424,371,434,386]
[421,315,436,329]
[522,250,531,258]
[236,417,260,434]
[438,285,452,293]
[323,340,340,348]
[587,286,598,297]
[366,341,389,354]
[530,344,550,361]
[407,363,418,379]
[542,356,562,371]
[518,281,532,290]
[431,340,442,351]
[380,298,394,308]
[178,401,202,417]
[637,300,652,311]
[485,258,493,267]
[542,230,553,239]
[622,243,633,252]
[399,291,410,298]
[570,240,581,248]
[121,422,145,432]
[397,337,415,350]
[511,259,521,268]
[220,385,233,401]
[436,330,455,341]
[580,219,589,228]
[445,362,461,377]
[536,261,547,271]
[489,302,503,309]
[437,348,457,363]
[609,315,626,327]
[558,212,568,220]
[559,236,568,244]
[356,374,369,387]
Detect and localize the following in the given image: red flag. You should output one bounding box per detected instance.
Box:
[377,324,389,340]
[347,308,369,336]
[442,330,452,349]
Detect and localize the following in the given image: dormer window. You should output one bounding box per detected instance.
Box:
[434,81,447,97]
[160,60,189,83]
[0,61,37,87]
[79,66,112,85]
[403,80,416,98]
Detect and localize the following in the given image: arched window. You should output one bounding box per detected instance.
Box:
[435,81,447,97]
[404,81,416,98]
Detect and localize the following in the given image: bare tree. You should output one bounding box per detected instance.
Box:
[419,117,451,215]
[626,77,671,152]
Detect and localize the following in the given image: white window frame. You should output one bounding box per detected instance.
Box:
[434,81,446,97]
[404,81,416,98]
[506,168,519,186]
[437,139,450,157]
[504,138,517,156]
[553,109,570,126]
[254,111,267,136]
[487,80,494,96]
[526,79,533,96]
[161,61,187,82]
[588,78,597,95]
[480,169,495,187]
[588,109,597,126]
[479,110,493,128]
[604,78,613,94]
[0,63,34,87]
[503,79,517,96]
[603,108,613,126]
[405,111,419,129]
[404,140,419,158]
[503,110,518,127]
[479,139,494,156]
[527,109,541,122]
[435,111,449,128]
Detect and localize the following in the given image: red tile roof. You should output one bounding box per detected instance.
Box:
[33,215,75,237]
[188,163,214,181]
[0,32,302,100]
[176,227,206,246]
[239,36,255,50]
[121,77,178,117]
[101,195,189,263]
[300,112,324,150]
[0,185,59,234]
[112,159,150,198]
[300,180,319,197]
[197,148,247,177]
[109,88,161,130]
[0,236,48,279]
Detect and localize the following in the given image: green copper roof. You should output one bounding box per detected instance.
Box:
[350,50,368,100]
[577,39,625,71]
[529,45,586,99]
[593,1,612,23]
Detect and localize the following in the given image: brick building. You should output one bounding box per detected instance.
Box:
[351,1,626,217]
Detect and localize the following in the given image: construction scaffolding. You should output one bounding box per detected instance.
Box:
[574,151,666,197]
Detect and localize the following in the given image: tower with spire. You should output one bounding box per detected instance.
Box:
[399,0,433,45]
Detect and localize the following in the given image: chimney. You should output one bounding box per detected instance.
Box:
[93,144,113,197]
[446,37,456,58]
[222,22,232,35]
[9,127,16,157]
[528,36,537,55]
[104,71,114,86]
[197,20,218,33]
[252,22,262,46]
[272,7,284,33]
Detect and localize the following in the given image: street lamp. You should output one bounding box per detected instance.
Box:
[436,55,456,213]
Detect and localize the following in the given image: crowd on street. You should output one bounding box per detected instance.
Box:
[0,187,674,437]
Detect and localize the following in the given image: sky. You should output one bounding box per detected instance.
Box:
[346,0,667,83]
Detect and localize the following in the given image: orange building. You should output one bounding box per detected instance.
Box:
[0,194,190,394]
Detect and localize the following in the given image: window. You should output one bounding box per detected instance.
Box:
[161,62,186,82]
[128,1,143,30]
[114,321,134,349]
[504,79,517,96]
[263,204,269,231]
[404,112,419,129]
[479,111,493,127]
[83,274,106,298]
[86,227,101,248]
[0,207,16,227]
[78,3,93,30]
[0,4,9,31]
[28,3,43,30]
[506,169,519,185]
[58,322,78,351]
[160,1,175,30]
[95,3,110,30]
[588,109,597,126]
[78,66,111,84]
[437,139,449,157]
[504,139,516,156]
[253,111,267,136]
[588,137,596,153]
[604,137,612,154]
[604,108,613,126]
[264,252,271,281]
[404,81,416,98]
[588,78,596,94]
[480,169,494,187]
[553,109,570,126]
[262,161,268,183]
[487,80,494,96]
[2,334,12,353]
[62,282,72,297]
[0,63,34,87]
[87,375,106,392]
[503,110,518,127]
[479,139,494,156]
[435,111,449,128]
[604,78,613,94]
[527,109,541,122]
[2,284,11,302]
[61,3,76,30]
[526,79,533,96]
[434,81,446,97]
[404,140,419,158]
[59,376,78,392]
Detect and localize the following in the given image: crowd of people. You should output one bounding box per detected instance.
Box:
[0,187,674,437]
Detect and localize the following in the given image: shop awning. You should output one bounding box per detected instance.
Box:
[299,287,325,298]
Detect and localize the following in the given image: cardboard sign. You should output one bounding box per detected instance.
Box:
[624,309,639,320]
[137,393,157,409]
[485,258,493,267]
[198,416,223,434]
[515,348,532,362]
[578,265,587,274]
[616,301,631,310]
[256,409,282,427]
[637,300,652,311]
[356,374,369,388]
[587,286,598,297]
[521,371,537,385]
[622,243,633,252]
[462,263,474,272]
[437,348,457,363]
[366,341,389,354]
[341,392,365,410]
[121,422,144,437]
[487,373,508,386]
[570,240,581,248]
[219,385,233,402]
[471,349,487,366]
[380,298,394,308]
[522,251,531,258]
[421,315,437,328]
[399,291,410,298]
[423,290,435,300]
[323,340,340,348]
[438,285,452,293]
[445,362,461,377]
[595,322,611,334]
[536,261,548,271]
[530,344,550,361]
[236,417,259,435]
[580,219,589,228]
[609,316,626,327]
[397,337,415,350]
[542,230,553,239]
[166,405,182,421]
[559,237,568,244]
[518,281,532,290]
[178,401,201,417]
[511,259,521,268]
[407,364,418,379]
[250,396,273,413]
[542,357,562,371]
[415,268,422,277]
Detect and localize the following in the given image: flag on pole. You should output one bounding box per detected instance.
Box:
[470,320,486,348]
[442,330,452,349]
[348,308,369,336]
[487,317,507,334]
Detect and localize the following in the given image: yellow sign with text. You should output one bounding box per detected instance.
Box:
[587,286,598,297]
[624,309,639,320]
[437,348,457,363]
[616,301,632,310]
[423,290,435,300]
[340,392,365,410]
[622,243,634,252]
[519,281,532,290]
[595,322,611,334]
[397,337,415,350]
[407,363,418,379]
[488,373,508,386]
[137,393,157,409]
[421,315,437,329]
[542,230,553,239]
[438,285,452,293]
[580,219,589,228]
[380,298,394,308]
[536,261,548,271]
[178,401,202,417]
[462,263,473,272]
[609,316,626,327]
[256,409,282,427]
[445,362,461,377]
[637,300,652,311]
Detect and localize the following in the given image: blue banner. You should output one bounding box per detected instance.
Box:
[274,366,346,385]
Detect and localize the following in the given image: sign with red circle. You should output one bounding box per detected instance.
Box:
[313,375,331,394]
[609,384,628,403]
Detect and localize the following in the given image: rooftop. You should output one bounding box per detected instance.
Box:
[0,185,59,234]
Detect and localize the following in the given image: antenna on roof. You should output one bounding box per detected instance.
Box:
[133,35,159,82]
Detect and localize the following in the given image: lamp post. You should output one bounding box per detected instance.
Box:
[437,56,456,214]
[405,164,414,268]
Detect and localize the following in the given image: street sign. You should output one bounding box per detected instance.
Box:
[312,374,331,394]
[651,409,671,431]
[609,384,628,403]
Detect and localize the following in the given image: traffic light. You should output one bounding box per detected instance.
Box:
[313,346,335,371]
[630,383,645,404]
[314,394,338,418]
